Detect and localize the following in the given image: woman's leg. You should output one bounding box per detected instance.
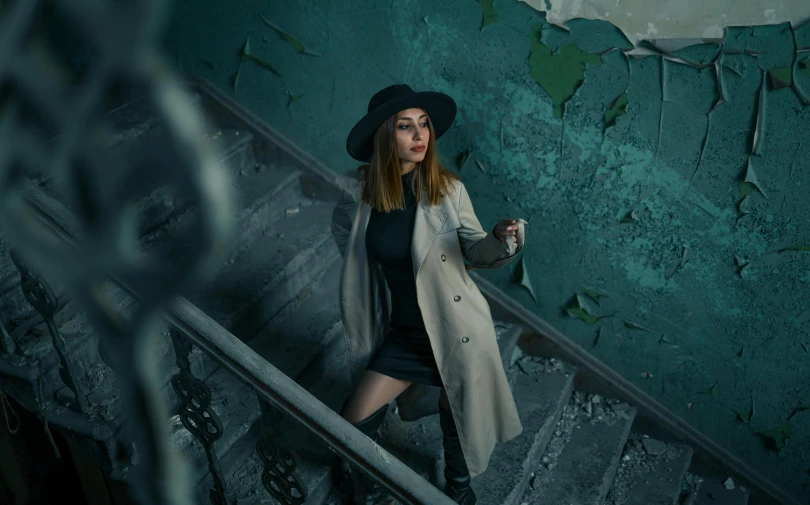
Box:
[439,388,477,505]
[338,371,412,504]
[340,370,412,423]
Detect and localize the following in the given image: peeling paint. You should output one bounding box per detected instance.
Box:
[529,23,603,118]
[770,66,794,88]
[671,43,722,66]
[565,17,633,52]
[724,23,795,70]
[604,92,628,128]
[478,0,498,29]
[259,14,323,56]
[519,0,810,46]
[795,19,810,48]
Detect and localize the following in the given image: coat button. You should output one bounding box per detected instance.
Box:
[461,337,469,343]
[454,295,461,302]
[441,254,446,261]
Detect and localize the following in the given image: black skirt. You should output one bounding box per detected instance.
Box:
[365,322,444,387]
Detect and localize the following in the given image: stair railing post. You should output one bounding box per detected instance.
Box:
[8,248,89,414]
[170,328,230,505]
[256,398,308,505]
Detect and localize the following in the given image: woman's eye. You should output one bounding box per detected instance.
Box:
[399,124,409,130]
[421,123,428,128]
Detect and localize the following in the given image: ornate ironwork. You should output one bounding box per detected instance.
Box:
[170,329,229,505]
[9,247,88,413]
[256,400,307,505]
[0,3,234,505]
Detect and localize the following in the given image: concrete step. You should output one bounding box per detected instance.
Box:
[605,433,694,505]
[38,118,253,244]
[472,356,577,505]
[35,90,203,206]
[684,475,750,505]
[223,164,309,264]
[136,134,308,271]
[134,128,256,240]
[0,125,255,343]
[184,199,337,343]
[521,392,637,505]
[247,256,343,380]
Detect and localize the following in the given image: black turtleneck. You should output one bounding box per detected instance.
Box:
[365,170,426,332]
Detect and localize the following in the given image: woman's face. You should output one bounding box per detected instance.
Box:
[394,108,429,171]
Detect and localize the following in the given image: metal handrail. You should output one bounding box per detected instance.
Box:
[17,172,456,505]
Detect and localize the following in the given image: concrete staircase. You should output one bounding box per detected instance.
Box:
[311,342,749,505]
[0,79,754,505]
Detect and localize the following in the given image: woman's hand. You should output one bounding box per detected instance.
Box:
[493,219,518,243]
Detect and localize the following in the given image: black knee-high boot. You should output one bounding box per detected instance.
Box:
[439,402,477,505]
[342,403,390,505]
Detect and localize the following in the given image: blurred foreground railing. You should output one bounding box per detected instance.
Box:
[0,1,455,504]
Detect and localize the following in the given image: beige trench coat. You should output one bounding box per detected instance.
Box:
[330,167,524,478]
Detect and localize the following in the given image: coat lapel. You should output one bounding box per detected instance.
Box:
[411,192,447,281]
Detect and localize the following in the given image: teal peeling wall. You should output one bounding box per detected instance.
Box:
[162,0,810,499]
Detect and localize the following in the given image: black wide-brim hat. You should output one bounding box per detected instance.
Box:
[346,84,457,162]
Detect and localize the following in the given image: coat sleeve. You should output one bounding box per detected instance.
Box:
[456,182,522,270]
[330,188,356,257]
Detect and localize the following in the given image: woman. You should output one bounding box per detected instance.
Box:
[330,84,525,505]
